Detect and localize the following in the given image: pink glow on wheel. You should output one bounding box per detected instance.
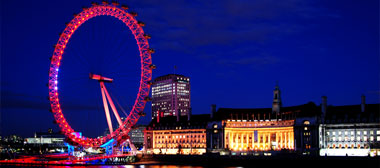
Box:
[48,3,153,147]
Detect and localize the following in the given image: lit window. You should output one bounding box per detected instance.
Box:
[364,131,367,135]
[370,136,374,141]
[338,137,342,141]
[338,131,341,135]
[377,136,380,141]
[303,121,310,125]
[213,124,218,128]
[377,131,380,134]
[345,131,348,135]
[357,131,361,135]
[332,132,336,136]
[304,127,308,131]
[351,137,354,141]
[356,137,360,141]
[370,131,374,135]
[364,136,367,141]
[351,131,354,135]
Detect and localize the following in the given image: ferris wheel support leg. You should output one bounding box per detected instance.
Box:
[101,82,113,134]
[102,84,123,126]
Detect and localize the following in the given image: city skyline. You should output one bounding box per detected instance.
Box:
[1,0,379,138]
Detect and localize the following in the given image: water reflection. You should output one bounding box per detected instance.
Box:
[0,165,210,168]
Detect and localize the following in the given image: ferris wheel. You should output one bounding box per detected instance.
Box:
[48,1,155,148]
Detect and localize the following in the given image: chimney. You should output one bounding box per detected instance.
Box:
[188,108,192,121]
[321,96,327,122]
[177,109,180,122]
[157,111,160,123]
[361,95,365,112]
[211,104,216,119]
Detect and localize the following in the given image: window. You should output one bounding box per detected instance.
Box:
[364,131,367,135]
[213,124,218,128]
[364,136,367,141]
[345,131,348,135]
[351,137,355,141]
[338,137,342,141]
[356,137,360,141]
[304,127,308,131]
[327,132,330,136]
[377,131,380,134]
[351,131,354,135]
[370,136,374,141]
[377,136,380,141]
[338,131,342,135]
[333,132,336,136]
[332,137,336,141]
[357,131,361,135]
[303,121,310,125]
[370,131,374,135]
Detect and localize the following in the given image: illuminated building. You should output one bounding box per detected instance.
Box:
[207,86,323,155]
[207,86,313,154]
[319,95,380,157]
[151,74,191,119]
[209,107,298,153]
[144,115,209,155]
[128,125,146,149]
[24,128,66,154]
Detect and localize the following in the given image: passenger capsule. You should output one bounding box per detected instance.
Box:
[121,5,129,10]
[149,64,156,69]
[130,12,138,17]
[144,34,151,39]
[148,48,155,54]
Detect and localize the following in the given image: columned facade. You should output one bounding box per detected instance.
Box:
[224,120,294,151]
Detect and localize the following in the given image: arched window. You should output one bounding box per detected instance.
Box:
[303,121,310,125]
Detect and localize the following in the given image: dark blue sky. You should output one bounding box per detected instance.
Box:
[1,0,379,137]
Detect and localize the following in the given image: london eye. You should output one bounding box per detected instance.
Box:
[48,1,155,148]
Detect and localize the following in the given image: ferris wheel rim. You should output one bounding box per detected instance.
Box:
[48,3,153,147]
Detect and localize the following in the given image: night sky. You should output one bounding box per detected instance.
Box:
[1,0,379,138]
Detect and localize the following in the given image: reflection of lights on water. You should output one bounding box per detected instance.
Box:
[122,166,135,168]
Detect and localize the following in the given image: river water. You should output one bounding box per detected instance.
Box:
[0,165,214,168]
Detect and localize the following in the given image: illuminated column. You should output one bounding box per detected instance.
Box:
[263,132,268,150]
[275,133,279,150]
[246,132,249,149]
[290,131,294,149]
[262,133,266,150]
[153,132,156,149]
[268,132,271,150]
[287,131,290,149]
[228,131,232,149]
[285,131,288,149]
[235,132,238,149]
[288,131,291,149]
[257,132,260,149]
[252,132,255,149]
[240,133,242,149]
[280,132,283,149]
